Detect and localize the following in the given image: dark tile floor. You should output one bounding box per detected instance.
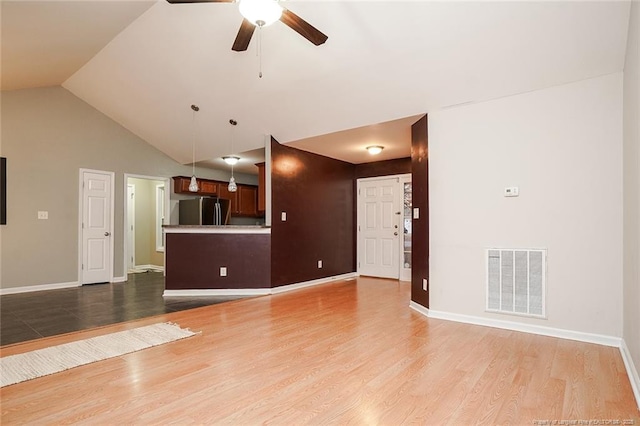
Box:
[0,271,245,346]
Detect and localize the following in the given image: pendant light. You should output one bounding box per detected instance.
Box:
[226,119,239,193]
[188,104,200,192]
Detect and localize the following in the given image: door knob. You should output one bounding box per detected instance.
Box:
[104,232,111,237]
[394,232,398,236]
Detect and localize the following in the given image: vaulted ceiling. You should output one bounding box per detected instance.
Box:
[1,1,631,172]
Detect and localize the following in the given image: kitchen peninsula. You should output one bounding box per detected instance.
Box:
[163,225,271,295]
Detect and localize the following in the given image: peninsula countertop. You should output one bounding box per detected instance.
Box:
[163,225,271,234]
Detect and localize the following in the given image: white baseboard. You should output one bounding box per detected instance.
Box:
[621,339,640,410]
[271,272,358,294]
[411,305,621,348]
[112,276,127,283]
[163,273,358,297]
[163,288,270,297]
[409,301,430,317]
[129,265,164,273]
[0,281,80,295]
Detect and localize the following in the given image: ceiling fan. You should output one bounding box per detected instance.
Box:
[166,0,328,52]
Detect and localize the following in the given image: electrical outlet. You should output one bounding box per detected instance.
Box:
[281,211,287,221]
[38,211,48,220]
[318,260,323,268]
[422,278,428,291]
[220,267,227,277]
[413,208,419,219]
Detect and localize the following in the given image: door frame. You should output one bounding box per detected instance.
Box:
[127,184,136,272]
[77,168,115,285]
[123,174,170,278]
[356,173,411,280]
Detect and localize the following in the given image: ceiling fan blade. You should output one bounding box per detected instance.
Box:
[232,19,256,51]
[279,9,328,46]
[166,0,231,3]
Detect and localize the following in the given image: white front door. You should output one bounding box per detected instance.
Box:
[358,177,402,279]
[81,170,113,284]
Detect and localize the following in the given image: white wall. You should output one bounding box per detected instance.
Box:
[623,0,640,390]
[429,73,623,338]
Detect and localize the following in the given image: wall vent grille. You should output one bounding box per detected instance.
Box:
[486,248,546,318]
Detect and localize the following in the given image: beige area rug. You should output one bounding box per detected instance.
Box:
[0,322,196,387]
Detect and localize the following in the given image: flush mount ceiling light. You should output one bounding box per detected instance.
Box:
[238,0,282,27]
[366,145,384,155]
[223,156,240,166]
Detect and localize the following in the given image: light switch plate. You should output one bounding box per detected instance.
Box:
[413,208,419,219]
[38,211,48,220]
[220,267,227,277]
[281,211,287,221]
[318,260,323,268]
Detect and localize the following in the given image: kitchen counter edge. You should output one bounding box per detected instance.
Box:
[163,225,271,234]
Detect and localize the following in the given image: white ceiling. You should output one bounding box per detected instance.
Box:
[1,1,631,171]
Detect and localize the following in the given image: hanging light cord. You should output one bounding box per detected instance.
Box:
[191,108,196,176]
[257,24,263,78]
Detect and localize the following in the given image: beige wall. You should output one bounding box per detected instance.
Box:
[623,0,640,396]
[1,86,257,289]
[429,73,623,337]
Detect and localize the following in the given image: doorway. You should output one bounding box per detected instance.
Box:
[124,174,170,274]
[357,174,411,280]
[79,169,115,285]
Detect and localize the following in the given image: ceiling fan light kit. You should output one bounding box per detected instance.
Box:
[366,146,384,155]
[167,0,328,52]
[238,0,282,27]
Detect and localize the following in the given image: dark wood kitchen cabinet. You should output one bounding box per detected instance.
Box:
[173,176,261,217]
[237,185,258,217]
[172,176,218,196]
[256,162,266,214]
[218,183,239,215]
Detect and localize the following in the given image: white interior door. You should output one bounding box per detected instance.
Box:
[81,170,113,284]
[358,177,401,279]
[127,184,136,271]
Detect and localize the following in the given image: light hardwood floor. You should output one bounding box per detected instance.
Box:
[1,277,638,424]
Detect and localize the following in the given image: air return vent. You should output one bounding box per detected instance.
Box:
[487,249,546,318]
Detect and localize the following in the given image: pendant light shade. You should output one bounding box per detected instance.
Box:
[189,175,198,192]
[226,119,239,193]
[228,176,237,192]
[238,0,282,27]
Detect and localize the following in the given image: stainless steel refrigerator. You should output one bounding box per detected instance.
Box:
[179,197,231,225]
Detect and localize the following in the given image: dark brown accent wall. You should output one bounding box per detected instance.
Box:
[165,233,271,289]
[354,157,411,179]
[411,115,429,307]
[270,138,355,287]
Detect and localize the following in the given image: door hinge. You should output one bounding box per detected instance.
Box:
[81,264,84,270]
[82,223,84,229]
[358,188,361,196]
